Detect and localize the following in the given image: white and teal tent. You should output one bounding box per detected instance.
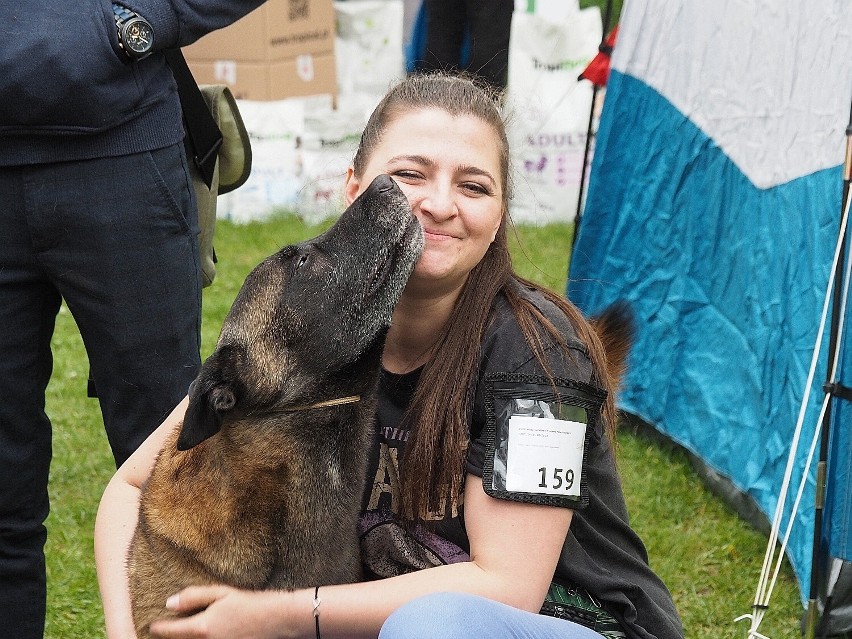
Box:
[568,0,852,635]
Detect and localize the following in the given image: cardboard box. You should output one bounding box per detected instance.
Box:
[187,53,336,101]
[184,0,335,62]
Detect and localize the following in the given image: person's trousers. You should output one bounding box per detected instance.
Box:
[420,0,515,91]
[0,143,202,638]
[379,592,606,638]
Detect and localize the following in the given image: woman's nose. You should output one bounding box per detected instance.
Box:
[418,184,457,221]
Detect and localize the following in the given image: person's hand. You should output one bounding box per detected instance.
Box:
[149,585,293,639]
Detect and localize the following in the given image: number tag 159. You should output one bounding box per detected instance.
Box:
[504,415,585,498]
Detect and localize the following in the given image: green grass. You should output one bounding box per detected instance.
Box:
[45,215,801,638]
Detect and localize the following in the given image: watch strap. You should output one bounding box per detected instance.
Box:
[112,3,152,60]
[112,3,136,25]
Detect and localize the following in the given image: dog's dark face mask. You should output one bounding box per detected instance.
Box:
[178,175,423,450]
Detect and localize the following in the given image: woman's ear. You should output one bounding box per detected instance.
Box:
[344,167,360,206]
[489,211,505,243]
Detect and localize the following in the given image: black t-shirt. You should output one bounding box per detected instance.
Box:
[358,286,683,639]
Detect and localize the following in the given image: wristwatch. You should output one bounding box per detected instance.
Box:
[112,3,154,61]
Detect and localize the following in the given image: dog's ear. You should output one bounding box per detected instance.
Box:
[177,383,237,450]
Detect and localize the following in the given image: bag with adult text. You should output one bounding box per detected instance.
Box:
[504,6,601,223]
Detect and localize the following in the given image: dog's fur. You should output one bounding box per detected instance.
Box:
[127,175,423,637]
[590,300,634,395]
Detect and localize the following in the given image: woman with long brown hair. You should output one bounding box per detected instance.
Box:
[96,72,682,639]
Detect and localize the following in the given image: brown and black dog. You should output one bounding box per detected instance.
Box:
[127,175,423,637]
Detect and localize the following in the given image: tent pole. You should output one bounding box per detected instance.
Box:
[572,0,615,251]
[804,97,852,639]
[574,86,600,244]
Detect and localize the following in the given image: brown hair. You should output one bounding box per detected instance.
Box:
[353,73,617,522]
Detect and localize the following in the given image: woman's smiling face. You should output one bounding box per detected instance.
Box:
[345,107,504,297]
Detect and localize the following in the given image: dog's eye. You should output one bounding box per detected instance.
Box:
[295,254,310,270]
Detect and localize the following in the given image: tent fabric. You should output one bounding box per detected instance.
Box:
[567,0,852,609]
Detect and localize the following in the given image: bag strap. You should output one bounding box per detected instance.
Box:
[163,49,223,189]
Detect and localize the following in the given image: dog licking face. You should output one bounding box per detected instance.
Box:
[177,174,423,450]
[127,175,422,636]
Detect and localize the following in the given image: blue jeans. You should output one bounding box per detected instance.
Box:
[379,592,605,639]
[0,143,202,638]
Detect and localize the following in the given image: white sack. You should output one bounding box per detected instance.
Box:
[216,98,311,223]
[505,6,601,224]
[335,0,406,110]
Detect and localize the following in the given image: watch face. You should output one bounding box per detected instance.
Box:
[122,17,154,55]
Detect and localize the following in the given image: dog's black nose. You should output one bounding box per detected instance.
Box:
[372,174,395,193]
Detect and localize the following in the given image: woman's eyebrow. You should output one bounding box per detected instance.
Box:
[459,165,497,186]
[387,154,433,167]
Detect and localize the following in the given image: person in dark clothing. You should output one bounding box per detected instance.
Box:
[0,2,266,637]
[417,0,515,92]
[96,73,683,639]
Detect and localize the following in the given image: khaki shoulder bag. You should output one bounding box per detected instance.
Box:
[165,49,252,287]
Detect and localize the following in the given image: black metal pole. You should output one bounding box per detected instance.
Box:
[572,0,615,251]
[805,97,852,639]
[574,85,599,244]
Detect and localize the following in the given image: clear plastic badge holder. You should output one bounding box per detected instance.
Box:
[481,373,607,509]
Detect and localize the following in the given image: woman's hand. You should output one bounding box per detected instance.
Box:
[150,586,301,639]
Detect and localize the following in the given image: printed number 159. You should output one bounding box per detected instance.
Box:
[538,467,574,490]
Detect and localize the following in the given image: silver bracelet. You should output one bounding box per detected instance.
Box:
[313,586,321,639]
